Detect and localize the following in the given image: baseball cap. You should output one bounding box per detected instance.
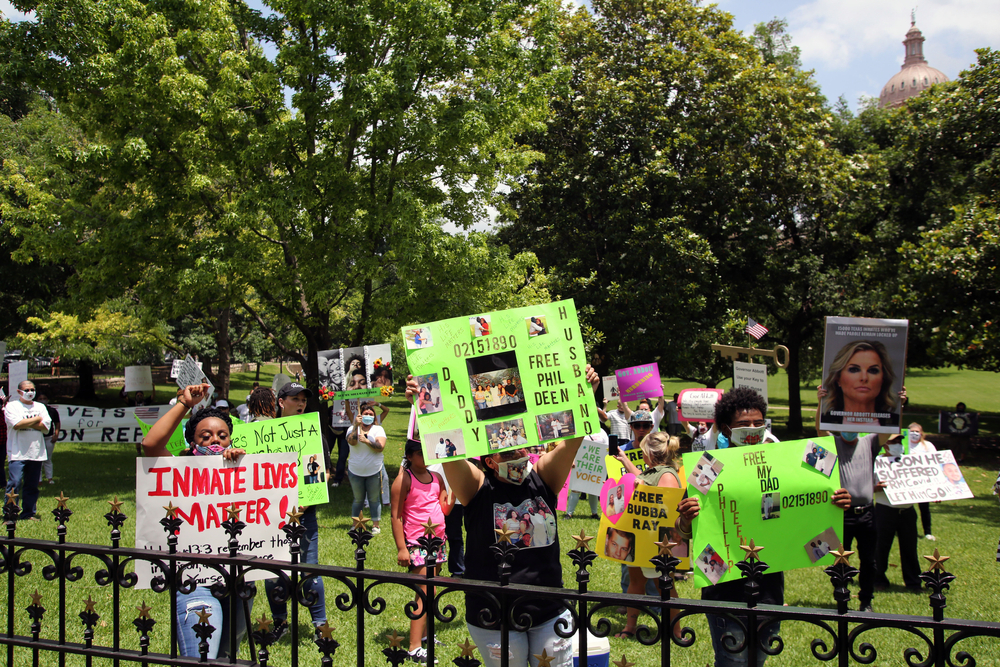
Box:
[405,439,423,456]
[214,399,231,409]
[277,382,313,400]
[629,409,653,425]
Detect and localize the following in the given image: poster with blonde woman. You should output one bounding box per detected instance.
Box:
[818,317,908,435]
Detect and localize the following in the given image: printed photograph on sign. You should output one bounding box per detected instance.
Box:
[695,544,728,585]
[470,315,492,338]
[803,527,841,563]
[486,419,528,451]
[602,376,619,401]
[536,410,575,441]
[941,461,966,487]
[317,349,342,391]
[467,351,526,421]
[303,454,325,485]
[366,344,393,389]
[427,428,465,460]
[820,317,908,434]
[341,347,367,391]
[687,452,724,494]
[761,492,781,520]
[414,373,442,415]
[606,482,627,516]
[405,327,432,350]
[659,526,690,562]
[493,498,555,548]
[803,441,837,477]
[525,316,549,337]
[604,527,636,563]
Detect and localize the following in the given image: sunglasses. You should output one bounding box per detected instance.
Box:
[632,423,653,429]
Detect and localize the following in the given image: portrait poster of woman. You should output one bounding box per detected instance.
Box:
[819,317,909,435]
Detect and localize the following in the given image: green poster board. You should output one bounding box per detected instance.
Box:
[139,413,328,506]
[233,413,329,507]
[402,299,599,462]
[681,436,843,588]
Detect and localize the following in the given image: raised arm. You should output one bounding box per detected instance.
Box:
[141,384,209,457]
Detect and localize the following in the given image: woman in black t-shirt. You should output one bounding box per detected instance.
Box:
[406,365,599,667]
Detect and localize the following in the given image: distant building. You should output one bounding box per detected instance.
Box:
[878,16,950,109]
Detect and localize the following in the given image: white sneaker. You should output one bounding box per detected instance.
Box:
[371,526,381,535]
[925,534,936,541]
[408,647,438,664]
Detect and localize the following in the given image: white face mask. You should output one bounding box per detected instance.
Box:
[361,414,375,426]
[908,430,922,444]
[727,425,767,446]
[496,457,531,485]
[886,444,903,457]
[19,390,36,401]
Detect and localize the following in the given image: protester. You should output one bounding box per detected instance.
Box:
[678,387,851,665]
[406,365,600,667]
[328,401,351,487]
[873,435,922,593]
[666,393,682,435]
[4,381,51,521]
[245,386,276,422]
[347,404,387,533]
[908,422,937,540]
[686,421,713,451]
[612,431,682,639]
[35,391,60,485]
[603,398,631,440]
[951,402,974,462]
[140,384,250,659]
[391,439,454,663]
[213,399,232,417]
[269,381,328,635]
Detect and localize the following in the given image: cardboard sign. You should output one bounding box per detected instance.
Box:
[682,437,843,588]
[678,388,724,422]
[402,299,599,461]
[232,413,329,507]
[874,450,974,504]
[602,376,620,402]
[569,439,608,496]
[939,412,978,436]
[124,365,154,393]
[53,404,171,443]
[134,453,298,588]
[614,364,662,403]
[596,483,688,570]
[175,354,213,413]
[7,360,28,397]
[819,317,908,435]
[317,343,394,401]
[733,362,768,404]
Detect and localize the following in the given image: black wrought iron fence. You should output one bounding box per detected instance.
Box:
[2,492,999,667]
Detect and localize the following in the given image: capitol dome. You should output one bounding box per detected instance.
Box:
[878,19,950,109]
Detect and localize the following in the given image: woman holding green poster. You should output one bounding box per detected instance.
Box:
[405,364,601,667]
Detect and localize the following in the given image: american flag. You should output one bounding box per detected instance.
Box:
[746,317,769,340]
[134,406,161,422]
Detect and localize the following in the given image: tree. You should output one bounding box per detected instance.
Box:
[751,18,802,70]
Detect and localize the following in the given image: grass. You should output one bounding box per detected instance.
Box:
[4,368,1000,666]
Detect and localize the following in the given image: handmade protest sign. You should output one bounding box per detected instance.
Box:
[135,414,188,456]
[682,437,843,588]
[175,354,213,413]
[819,317,908,435]
[569,439,607,496]
[606,449,646,481]
[54,404,171,443]
[874,450,974,504]
[733,362,768,404]
[402,300,599,461]
[678,388,724,422]
[232,413,328,506]
[135,453,298,588]
[317,343,394,401]
[602,376,619,402]
[614,364,662,403]
[7,360,28,397]
[124,365,154,393]
[596,481,688,570]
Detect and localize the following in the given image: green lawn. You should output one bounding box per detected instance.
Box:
[4,368,1000,666]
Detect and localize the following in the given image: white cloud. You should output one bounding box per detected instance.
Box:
[1,0,31,21]
[788,0,999,72]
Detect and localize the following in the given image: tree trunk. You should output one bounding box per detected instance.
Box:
[255,361,261,382]
[75,360,96,399]
[785,337,803,435]
[213,306,232,397]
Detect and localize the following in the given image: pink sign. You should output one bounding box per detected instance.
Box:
[613,363,662,402]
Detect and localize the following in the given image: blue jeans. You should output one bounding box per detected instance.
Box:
[467,609,573,667]
[348,470,383,523]
[6,460,43,518]
[707,614,780,667]
[265,506,327,625]
[565,491,600,516]
[177,583,254,659]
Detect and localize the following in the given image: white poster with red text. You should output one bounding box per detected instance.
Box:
[134,453,299,589]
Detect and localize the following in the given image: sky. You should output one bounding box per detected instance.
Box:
[3,0,995,112]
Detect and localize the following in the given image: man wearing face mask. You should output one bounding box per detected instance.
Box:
[677,387,852,667]
[405,364,600,667]
[4,381,52,521]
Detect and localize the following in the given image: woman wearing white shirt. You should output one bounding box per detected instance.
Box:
[908,423,938,540]
[347,404,387,533]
